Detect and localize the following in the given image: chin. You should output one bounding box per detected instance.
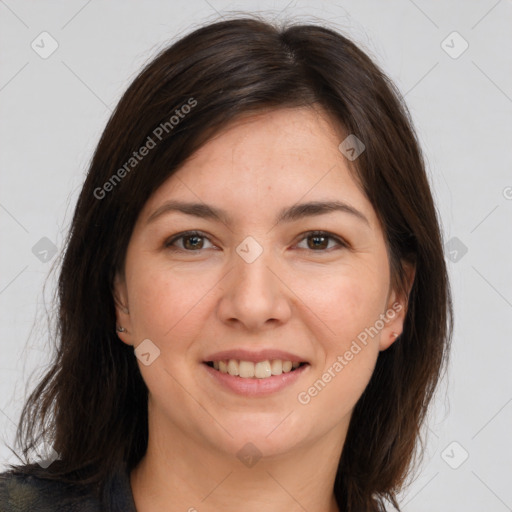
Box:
[212,412,310,457]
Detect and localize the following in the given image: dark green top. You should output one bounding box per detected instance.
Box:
[0,465,137,512]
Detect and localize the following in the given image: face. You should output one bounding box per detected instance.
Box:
[114,106,410,461]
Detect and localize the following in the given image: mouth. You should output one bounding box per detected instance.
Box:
[204,359,309,379]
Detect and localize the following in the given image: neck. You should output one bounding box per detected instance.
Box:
[130,419,345,512]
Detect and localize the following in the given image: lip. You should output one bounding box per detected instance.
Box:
[203,348,307,363]
[203,361,310,396]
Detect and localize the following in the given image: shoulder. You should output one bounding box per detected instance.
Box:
[0,467,101,512]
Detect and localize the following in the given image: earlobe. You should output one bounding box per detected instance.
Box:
[379,305,406,351]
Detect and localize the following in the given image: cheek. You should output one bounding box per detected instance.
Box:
[296,276,383,417]
[298,264,388,345]
[319,270,387,404]
[126,260,218,341]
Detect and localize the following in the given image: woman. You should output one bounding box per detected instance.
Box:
[0,15,452,512]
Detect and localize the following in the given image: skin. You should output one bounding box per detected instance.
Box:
[114,106,415,512]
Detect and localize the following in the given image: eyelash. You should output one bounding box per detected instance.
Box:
[164,230,348,253]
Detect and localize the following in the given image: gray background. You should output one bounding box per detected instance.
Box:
[1,1,511,510]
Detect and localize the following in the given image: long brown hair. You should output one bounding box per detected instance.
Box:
[5,15,452,511]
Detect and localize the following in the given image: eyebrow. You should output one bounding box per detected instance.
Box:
[146,199,370,228]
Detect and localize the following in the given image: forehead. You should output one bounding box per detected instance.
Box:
[184,106,347,175]
[139,107,377,229]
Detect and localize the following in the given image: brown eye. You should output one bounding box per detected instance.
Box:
[164,230,347,253]
[182,234,204,250]
[307,234,329,250]
[296,231,347,252]
[165,231,214,251]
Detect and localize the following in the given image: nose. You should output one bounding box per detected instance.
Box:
[216,242,292,332]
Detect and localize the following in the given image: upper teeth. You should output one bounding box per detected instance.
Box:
[212,359,301,378]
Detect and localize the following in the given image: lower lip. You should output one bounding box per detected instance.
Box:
[203,363,309,396]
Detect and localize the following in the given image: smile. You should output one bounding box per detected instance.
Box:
[206,359,307,379]
[203,359,310,396]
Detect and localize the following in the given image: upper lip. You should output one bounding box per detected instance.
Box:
[204,349,308,364]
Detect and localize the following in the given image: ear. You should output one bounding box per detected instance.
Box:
[379,260,416,351]
[113,272,134,346]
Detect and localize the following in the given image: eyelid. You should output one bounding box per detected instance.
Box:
[164,230,349,252]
